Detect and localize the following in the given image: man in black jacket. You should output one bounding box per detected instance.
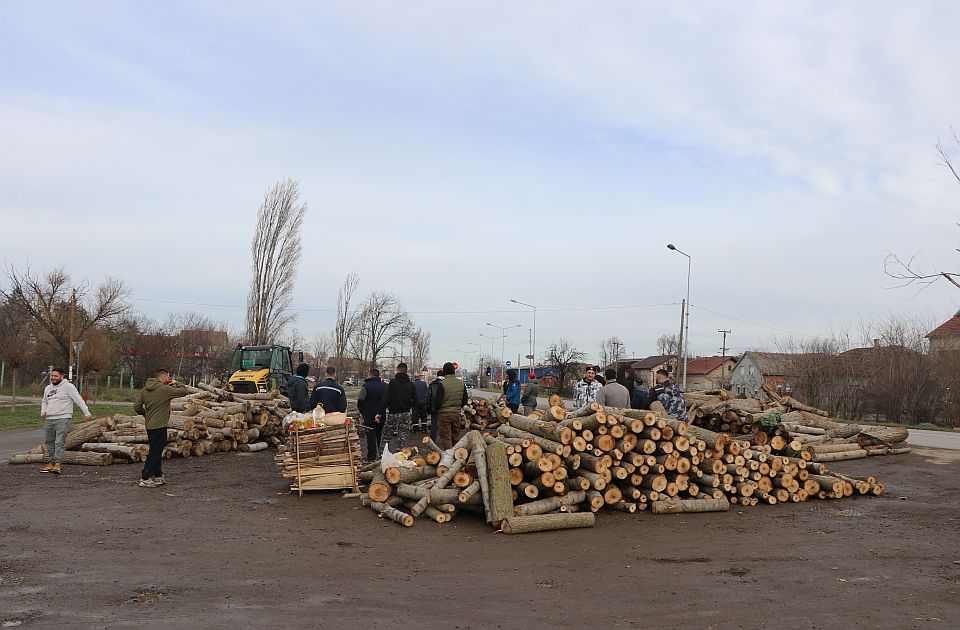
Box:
[377,362,417,451]
[309,366,347,413]
[357,368,388,461]
[286,363,311,413]
[413,373,429,431]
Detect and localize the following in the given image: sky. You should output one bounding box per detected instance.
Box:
[2,1,960,370]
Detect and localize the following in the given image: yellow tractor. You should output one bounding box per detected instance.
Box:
[227,344,294,394]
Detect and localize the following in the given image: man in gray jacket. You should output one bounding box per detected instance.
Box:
[595,368,630,409]
[40,368,92,474]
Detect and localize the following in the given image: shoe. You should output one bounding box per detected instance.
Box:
[40,463,55,473]
[152,476,166,486]
[138,478,159,488]
[50,464,62,475]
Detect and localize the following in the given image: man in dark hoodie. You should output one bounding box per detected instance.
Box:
[357,368,388,461]
[133,368,189,488]
[377,362,417,451]
[309,366,347,413]
[287,363,311,413]
[413,373,429,431]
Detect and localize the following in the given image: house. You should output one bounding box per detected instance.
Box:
[729,352,796,398]
[601,358,647,381]
[926,310,960,352]
[684,356,738,391]
[630,355,677,387]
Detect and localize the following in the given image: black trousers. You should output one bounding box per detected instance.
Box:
[415,403,428,428]
[142,427,166,480]
[364,422,382,461]
[507,403,520,413]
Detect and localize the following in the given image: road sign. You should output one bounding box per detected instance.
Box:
[453,362,459,370]
[505,360,512,367]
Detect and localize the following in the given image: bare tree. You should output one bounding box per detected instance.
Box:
[245,179,307,344]
[545,338,586,396]
[599,336,625,367]
[0,300,34,408]
[349,292,410,370]
[884,131,959,291]
[656,333,680,356]
[310,333,333,372]
[332,272,359,375]
[408,326,431,373]
[2,265,130,365]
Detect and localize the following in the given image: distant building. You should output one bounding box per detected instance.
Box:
[630,355,677,387]
[684,356,738,391]
[729,352,795,398]
[926,310,960,352]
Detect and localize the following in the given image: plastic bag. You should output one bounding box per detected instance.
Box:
[380,444,416,472]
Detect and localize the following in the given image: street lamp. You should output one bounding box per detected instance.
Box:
[456,348,477,380]
[72,340,85,391]
[486,322,521,378]
[510,299,537,370]
[667,243,691,390]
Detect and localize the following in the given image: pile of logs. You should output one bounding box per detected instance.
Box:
[275,419,362,495]
[356,395,884,533]
[685,384,911,462]
[464,398,500,430]
[7,383,289,466]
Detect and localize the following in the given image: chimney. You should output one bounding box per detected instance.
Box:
[873,338,880,349]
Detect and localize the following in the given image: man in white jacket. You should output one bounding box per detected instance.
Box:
[40,368,92,474]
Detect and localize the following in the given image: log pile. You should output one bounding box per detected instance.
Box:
[275,419,362,495]
[684,386,911,462]
[356,401,884,532]
[464,398,501,430]
[7,384,289,466]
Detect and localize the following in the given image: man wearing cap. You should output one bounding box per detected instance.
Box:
[521,373,540,416]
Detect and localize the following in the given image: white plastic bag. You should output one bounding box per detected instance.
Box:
[380,444,416,471]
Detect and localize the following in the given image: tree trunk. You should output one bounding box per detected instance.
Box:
[651,497,730,514]
[466,431,492,523]
[80,443,141,461]
[484,441,514,527]
[9,451,113,466]
[501,512,595,534]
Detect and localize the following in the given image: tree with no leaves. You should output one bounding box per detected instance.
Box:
[349,291,411,370]
[545,338,586,396]
[332,272,359,375]
[0,300,34,408]
[408,326,432,374]
[2,265,130,365]
[884,131,959,291]
[656,333,680,357]
[599,336,625,367]
[245,179,306,344]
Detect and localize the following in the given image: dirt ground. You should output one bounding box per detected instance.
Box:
[2,440,958,630]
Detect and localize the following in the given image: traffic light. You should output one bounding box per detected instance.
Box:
[485,367,491,376]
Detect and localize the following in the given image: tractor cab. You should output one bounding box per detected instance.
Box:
[227,344,293,394]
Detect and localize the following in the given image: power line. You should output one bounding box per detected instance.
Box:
[690,304,819,338]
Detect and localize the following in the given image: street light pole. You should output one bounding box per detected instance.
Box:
[718,329,732,389]
[486,322,521,379]
[509,299,536,370]
[667,244,692,390]
[479,333,501,383]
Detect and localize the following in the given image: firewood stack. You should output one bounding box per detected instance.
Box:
[356,395,884,532]
[7,382,289,466]
[685,385,911,461]
[464,397,501,430]
[275,419,362,495]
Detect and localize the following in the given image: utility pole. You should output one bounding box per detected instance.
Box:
[718,329,732,389]
[675,299,685,380]
[68,289,77,380]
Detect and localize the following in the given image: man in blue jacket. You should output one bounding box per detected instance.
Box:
[357,368,388,461]
[309,366,347,413]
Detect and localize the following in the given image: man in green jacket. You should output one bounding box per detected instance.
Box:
[521,373,540,416]
[435,362,468,449]
[134,368,188,488]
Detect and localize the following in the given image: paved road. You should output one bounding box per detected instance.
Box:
[469,390,960,451]
[0,426,43,460]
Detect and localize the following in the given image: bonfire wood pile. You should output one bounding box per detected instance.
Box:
[356,394,884,533]
[7,383,288,466]
[685,384,910,462]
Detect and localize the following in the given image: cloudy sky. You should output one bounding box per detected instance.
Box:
[2,1,959,368]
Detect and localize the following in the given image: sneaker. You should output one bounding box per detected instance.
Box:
[138,478,159,488]
[152,476,166,486]
[50,464,62,475]
[40,463,55,473]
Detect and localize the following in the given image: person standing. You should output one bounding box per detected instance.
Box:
[652,368,688,420]
[427,371,445,443]
[596,368,630,408]
[309,366,347,413]
[286,363,311,413]
[520,373,540,416]
[377,363,417,451]
[133,368,189,488]
[501,368,521,413]
[357,368,387,462]
[435,362,467,449]
[631,380,650,410]
[573,367,603,409]
[413,373,429,431]
[592,365,606,386]
[39,368,92,475]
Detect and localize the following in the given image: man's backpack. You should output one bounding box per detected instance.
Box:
[427,379,445,414]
